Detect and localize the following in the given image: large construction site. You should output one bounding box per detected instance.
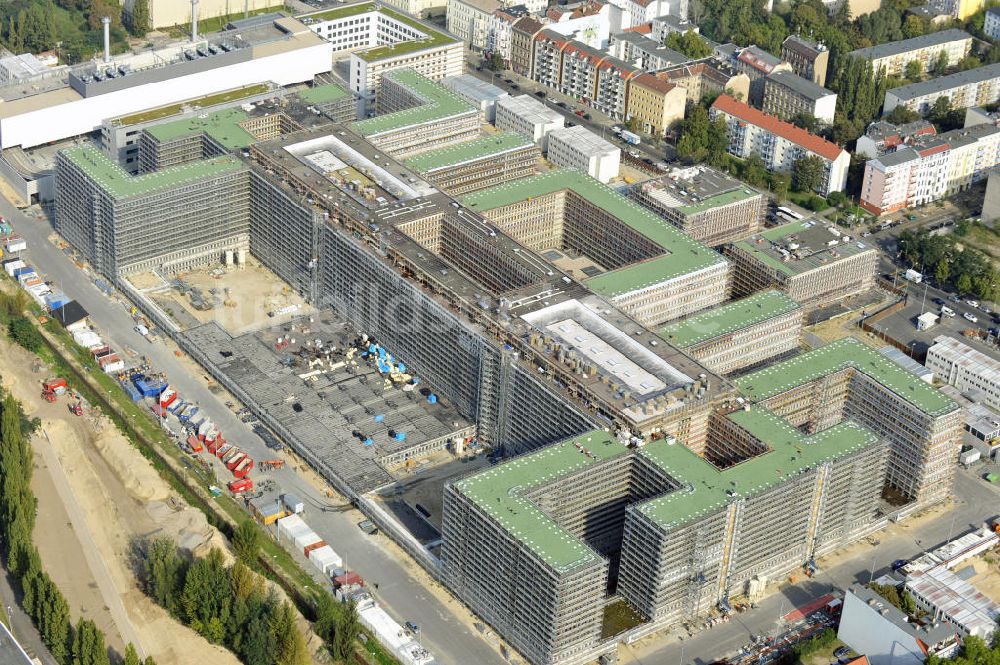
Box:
[49,66,964,665]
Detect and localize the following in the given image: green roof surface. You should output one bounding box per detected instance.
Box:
[736,337,958,417]
[114,84,270,127]
[457,409,881,568]
[300,1,376,20]
[60,145,244,200]
[351,69,474,136]
[354,7,457,61]
[637,409,879,529]
[454,432,629,572]
[676,186,758,216]
[404,132,534,172]
[732,219,874,277]
[461,170,727,296]
[658,290,801,348]
[144,107,256,150]
[298,82,350,104]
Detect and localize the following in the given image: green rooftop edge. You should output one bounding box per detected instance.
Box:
[298,82,351,104]
[461,170,727,296]
[676,186,759,216]
[352,69,474,136]
[732,219,874,277]
[456,406,880,571]
[60,145,244,200]
[659,290,801,348]
[114,83,271,127]
[300,2,457,60]
[736,337,958,417]
[144,107,256,150]
[404,132,534,171]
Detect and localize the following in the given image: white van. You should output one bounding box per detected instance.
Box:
[941,306,955,317]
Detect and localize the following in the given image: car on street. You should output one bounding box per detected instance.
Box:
[566,121,576,127]
[405,621,420,635]
[534,90,545,97]
[611,125,622,134]
[510,83,519,90]
[933,298,945,306]
[949,294,961,303]
[967,299,979,308]
[547,97,557,103]
[941,306,956,317]
[834,646,854,662]
[964,312,979,323]
[557,101,567,108]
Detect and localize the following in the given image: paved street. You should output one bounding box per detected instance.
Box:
[0,195,508,665]
[620,468,998,665]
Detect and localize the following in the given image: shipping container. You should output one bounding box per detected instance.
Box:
[282,493,305,515]
[309,545,343,574]
[294,529,322,553]
[334,571,363,588]
[233,457,254,478]
[277,514,306,539]
[186,435,203,453]
[228,478,253,494]
[304,540,327,557]
[215,442,233,459]
[226,451,247,470]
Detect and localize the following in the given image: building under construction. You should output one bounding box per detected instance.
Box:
[726,219,878,307]
[404,132,539,195]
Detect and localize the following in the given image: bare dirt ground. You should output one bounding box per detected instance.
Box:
[0,338,241,665]
[967,555,1000,602]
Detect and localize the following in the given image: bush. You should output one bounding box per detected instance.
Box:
[7,316,43,352]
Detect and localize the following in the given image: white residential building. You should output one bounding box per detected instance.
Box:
[546,125,620,183]
[761,71,837,124]
[447,0,502,51]
[926,335,1000,411]
[986,7,1000,40]
[860,123,1000,215]
[495,94,565,150]
[710,94,850,194]
[847,29,973,78]
[884,62,1000,116]
[607,0,683,29]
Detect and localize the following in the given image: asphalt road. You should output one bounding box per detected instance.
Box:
[620,466,999,665]
[0,197,507,665]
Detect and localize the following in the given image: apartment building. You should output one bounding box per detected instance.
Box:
[510,16,548,77]
[54,145,250,278]
[446,0,502,51]
[780,35,830,87]
[860,123,1000,215]
[658,60,750,104]
[301,3,463,109]
[762,71,837,124]
[495,94,565,150]
[442,74,508,122]
[351,69,479,159]
[625,73,685,137]
[711,94,850,194]
[855,119,936,158]
[486,5,530,66]
[986,7,1000,40]
[610,32,691,71]
[726,219,878,308]
[594,57,640,121]
[404,132,539,194]
[926,335,1000,411]
[560,41,609,101]
[546,125,621,183]
[730,46,793,105]
[884,62,1000,116]
[462,170,730,326]
[658,290,802,374]
[534,30,572,90]
[633,165,764,246]
[847,29,973,78]
[651,15,698,41]
[543,0,615,49]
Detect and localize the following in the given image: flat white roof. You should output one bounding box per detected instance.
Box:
[547,318,666,395]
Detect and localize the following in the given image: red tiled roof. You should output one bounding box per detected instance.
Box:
[512,16,545,36]
[632,72,677,94]
[847,657,870,665]
[535,29,570,46]
[562,41,606,65]
[917,143,949,157]
[625,23,652,34]
[711,94,846,162]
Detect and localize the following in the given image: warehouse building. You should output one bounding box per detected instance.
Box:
[658,290,802,374]
[495,94,565,150]
[0,15,333,150]
[54,145,250,277]
[926,335,1000,411]
[300,2,463,110]
[847,29,973,77]
[726,219,878,308]
[350,70,479,159]
[545,125,620,183]
[632,166,765,247]
[462,170,730,327]
[404,132,539,195]
[883,62,1000,115]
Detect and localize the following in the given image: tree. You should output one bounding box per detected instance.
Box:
[144,537,187,616]
[181,549,232,643]
[665,30,712,58]
[886,105,920,124]
[742,154,768,187]
[485,52,504,71]
[72,619,110,665]
[124,643,141,665]
[935,259,950,284]
[770,173,790,199]
[705,116,729,168]
[929,95,953,126]
[127,0,150,36]
[790,112,819,132]
[676,105,711,163]
[793,155,825,193]
[956,273,973,294]
[904,59,923,81]
[902,14,925,38]
[7,317,43,353]
[271,602,309,665]
[232,521,262,566]
[932,49,949,74]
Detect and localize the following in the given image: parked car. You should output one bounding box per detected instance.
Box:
[964,312,979,323]
[949,294,961,303]
[534,90,545,97]
[892,559,908,571]
[933,298,945,306]
[941,306,956,317]
[510,83,519,90]
[405,621,420,635]
[967,299,980,308]
[557,101,567,108]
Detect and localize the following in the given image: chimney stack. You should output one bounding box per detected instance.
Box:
[102,16,111,63]
[191,0,200,43]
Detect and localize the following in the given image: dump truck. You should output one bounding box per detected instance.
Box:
[42,378,68,402]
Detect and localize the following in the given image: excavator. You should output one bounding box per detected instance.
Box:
[69,400,83,417]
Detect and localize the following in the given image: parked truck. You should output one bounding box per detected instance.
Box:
[621,130,641,145]
[904,269,922,284]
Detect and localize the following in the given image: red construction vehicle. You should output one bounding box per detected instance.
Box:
[232,457,254,479]
[42,378,68,402]
[69,401,83,416]
[227,478,253,494]
[258,459,285,471]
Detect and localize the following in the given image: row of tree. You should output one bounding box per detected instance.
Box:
[0,388,153,665]
[897,226,1000,302]
[141,538,316,665]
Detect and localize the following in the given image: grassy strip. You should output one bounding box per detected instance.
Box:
[167,5,287,37]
